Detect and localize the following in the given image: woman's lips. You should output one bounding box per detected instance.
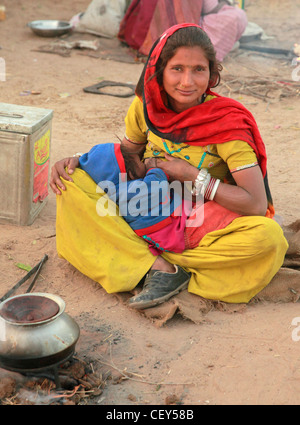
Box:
[176,88,195,96]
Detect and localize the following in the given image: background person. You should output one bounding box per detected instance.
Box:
[118,0,247,61]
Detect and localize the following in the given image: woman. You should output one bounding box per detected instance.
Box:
[51,24,288,310]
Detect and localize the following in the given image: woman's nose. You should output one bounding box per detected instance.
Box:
[180,70,193,87]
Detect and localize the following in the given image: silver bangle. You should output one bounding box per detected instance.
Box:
[191,168,211,196]
[73,152,84,158]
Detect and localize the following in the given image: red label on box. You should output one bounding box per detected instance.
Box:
[33,130,50,203]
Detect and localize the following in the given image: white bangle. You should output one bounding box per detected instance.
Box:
[209,179,220,200]
[191,168,211,196]
[73,152,84,158]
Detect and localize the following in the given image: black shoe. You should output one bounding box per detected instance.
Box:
[128,265,191,310]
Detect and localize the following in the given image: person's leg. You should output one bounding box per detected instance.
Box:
[164,216,288,304]
[56,168,155,293]
[151,255,175,272]
[128,216,288,308]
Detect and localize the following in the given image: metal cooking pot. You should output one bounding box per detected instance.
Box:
[0,293,80,372]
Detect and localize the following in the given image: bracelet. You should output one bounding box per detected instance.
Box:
[205,177,220,200]
[191,168,220,200]
[73,152,84,158]
[191,168,211,196]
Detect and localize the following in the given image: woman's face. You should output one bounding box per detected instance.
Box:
[162,46,210,113]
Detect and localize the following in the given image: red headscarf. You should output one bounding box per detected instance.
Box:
[141,23,273,211]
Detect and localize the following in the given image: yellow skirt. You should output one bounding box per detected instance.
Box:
[56,169,288,303]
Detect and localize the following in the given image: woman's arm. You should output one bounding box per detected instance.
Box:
[214,165,268,216]
[120,136,147,158]
[156,154,268,216]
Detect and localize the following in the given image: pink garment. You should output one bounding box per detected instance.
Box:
[201,1,248,62]
[146,199,241,255]
[145,203,189,255]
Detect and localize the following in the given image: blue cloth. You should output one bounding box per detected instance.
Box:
[79,143,182,234]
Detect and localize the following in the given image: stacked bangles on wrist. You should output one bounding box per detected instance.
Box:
[191,168,220,201]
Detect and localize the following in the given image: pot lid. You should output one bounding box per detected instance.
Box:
[0,294,60,324]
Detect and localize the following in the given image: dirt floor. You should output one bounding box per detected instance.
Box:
[0,0,300,407]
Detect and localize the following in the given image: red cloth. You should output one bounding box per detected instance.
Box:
[118,0,158,51]
[141,199,240,254]
[184,201,241,249]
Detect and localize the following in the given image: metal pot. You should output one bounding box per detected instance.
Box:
[27,20,73,37]
[0,293,80,372]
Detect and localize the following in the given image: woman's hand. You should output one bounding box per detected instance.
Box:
[144,157,159,171]
[156,153,198,183]
[50,157,79,195]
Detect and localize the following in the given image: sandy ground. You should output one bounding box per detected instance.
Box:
[0,0,300,406]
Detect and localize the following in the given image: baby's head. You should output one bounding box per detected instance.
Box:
[120,145,147,180]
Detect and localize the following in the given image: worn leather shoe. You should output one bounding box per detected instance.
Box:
[128,265,191,310]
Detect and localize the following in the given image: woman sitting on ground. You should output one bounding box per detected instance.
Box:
[50,24,288,310]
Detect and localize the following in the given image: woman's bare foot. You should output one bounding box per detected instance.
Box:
[151,256,176,273]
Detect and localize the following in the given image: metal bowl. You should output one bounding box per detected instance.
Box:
[0,293,80,372]
[28,20,72,37]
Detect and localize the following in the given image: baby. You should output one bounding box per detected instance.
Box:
[79,143,190,255]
